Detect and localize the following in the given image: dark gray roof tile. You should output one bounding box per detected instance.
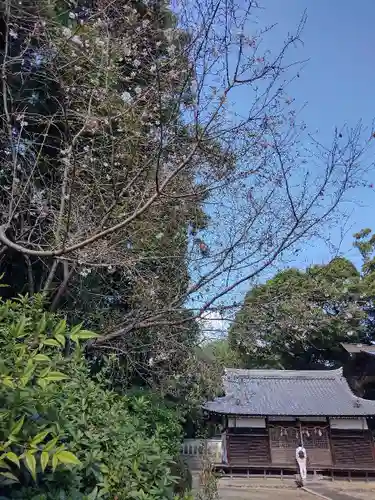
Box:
[203,368,375,416]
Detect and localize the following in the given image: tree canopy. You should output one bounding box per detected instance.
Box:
[229,231,375,370]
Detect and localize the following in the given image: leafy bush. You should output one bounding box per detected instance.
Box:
[0,295,190,499]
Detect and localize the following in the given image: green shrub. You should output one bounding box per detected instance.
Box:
[0,295,189,499]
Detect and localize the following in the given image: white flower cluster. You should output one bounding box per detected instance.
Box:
[79,267,92,278]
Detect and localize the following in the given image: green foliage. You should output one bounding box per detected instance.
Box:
[0,295,190,499]
[201,339,240,368]
[229,255,372,369]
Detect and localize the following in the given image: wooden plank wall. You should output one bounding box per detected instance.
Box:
[331,429,375,467]
[228,422,334,467]
[227,430,270,466]
[227,424,375,469]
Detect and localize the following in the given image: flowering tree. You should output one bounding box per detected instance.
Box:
[0,0,372,388]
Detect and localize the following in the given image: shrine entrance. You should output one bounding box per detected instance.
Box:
[268,421,332,466]
[300,423,332,466]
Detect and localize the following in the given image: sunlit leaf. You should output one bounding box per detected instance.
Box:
[37,378,48,390]
[52,453,59,472]
[69,322,83,336]
[55,450,81,466]
[0,471,19,483]
[20,360,35,387]
[55,334,66,347]
[44,437,58,452]
[71,330,99,343]
[43,371,68,382]
[13,315,27,338]
[24,451,37,480]
[37,313,47,335]
[53,319,66,337]
[0,459,11,470]
[10,415,25,437]
[40,367,50,377]
[40,451,49,472]
[0,303,9,321]
[30,430,50,447]
[5,452,19,467]
[43,339,60,347]
[1,377,15,389]
[33,354,51,362]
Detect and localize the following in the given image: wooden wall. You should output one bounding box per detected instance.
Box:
[226,419,375,469]
[227,429,270,466]
[331,429,375,467]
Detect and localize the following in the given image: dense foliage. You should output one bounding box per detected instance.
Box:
[229,231,375,370]
[201,339,240,369]
[0,295,192,499]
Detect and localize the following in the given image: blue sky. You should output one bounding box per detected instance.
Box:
[256,0,375,269]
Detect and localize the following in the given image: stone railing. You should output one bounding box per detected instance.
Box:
[181,438,222,463]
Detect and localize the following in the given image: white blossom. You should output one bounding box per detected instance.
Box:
[9,29,18,39]
[79,267,92,278]
[62,27,72,38]
[120,91,132,104]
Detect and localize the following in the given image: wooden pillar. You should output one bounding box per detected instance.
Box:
[328,420,335,466]
[268,422,273,464]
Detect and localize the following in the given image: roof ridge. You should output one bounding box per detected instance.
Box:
[225,367,343,378]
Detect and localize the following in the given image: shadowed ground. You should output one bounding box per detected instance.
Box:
[192,477,375,500]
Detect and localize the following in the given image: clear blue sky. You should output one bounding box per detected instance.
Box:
[257,0,375,269]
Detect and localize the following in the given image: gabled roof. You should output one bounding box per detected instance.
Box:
[204,368,375,417]
[341,343,375,355]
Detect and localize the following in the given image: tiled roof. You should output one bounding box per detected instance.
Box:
[341,342,375,354]
[203,368,375,416]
